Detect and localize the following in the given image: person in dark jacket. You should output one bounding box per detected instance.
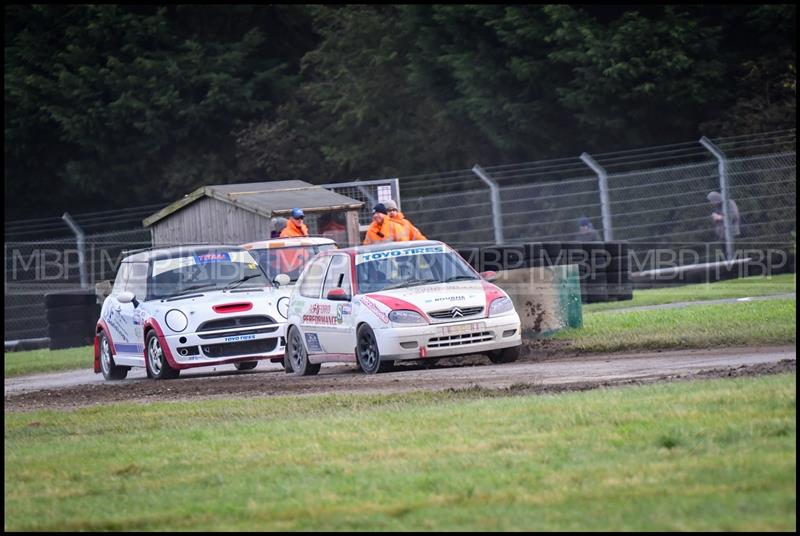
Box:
[707,191,741,241]
[575,216,601,241]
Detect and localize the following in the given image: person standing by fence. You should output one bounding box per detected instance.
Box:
[385,199,426,241]
[363,203,405,245]
[707,191,741,241]
[574,216,601,241]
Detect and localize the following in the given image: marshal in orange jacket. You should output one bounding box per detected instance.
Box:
[363,217,406,245]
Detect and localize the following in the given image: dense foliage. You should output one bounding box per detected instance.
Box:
[5,4,796,219]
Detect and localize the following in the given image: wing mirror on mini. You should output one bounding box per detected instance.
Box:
[273,273,291,287]
[480,270,497,282]
[326,288,350,301]
[117,291,140,308]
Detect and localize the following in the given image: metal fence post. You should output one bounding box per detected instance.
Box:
[62,212,88,289]
[390,178,401,211]
[580,152,614,241]
[471,164,504,244]
[699,136,734,260]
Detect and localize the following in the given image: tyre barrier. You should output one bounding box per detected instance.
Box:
[458,241,633,304]
[45,290,99,350]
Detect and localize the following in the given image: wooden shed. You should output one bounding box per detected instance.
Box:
[143,180,364,247]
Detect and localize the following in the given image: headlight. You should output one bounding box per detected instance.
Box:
[489,297,514,316]
[388,310,427,325]
[165,309,188,332]
[277,296,289,319]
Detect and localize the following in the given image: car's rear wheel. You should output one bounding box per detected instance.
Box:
[99,330,128,380]
[487,345,521,364]
[145,330,180,379]
[287,327,320,376]
[234,361,258,371]
[356,324,392,374]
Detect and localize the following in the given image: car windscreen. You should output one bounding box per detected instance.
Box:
[148,250,268,300]
[250,244,337,282]
[355,244,478,294]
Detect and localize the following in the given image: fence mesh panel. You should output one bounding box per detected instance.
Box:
[5,228,151,340]
[5,135,796,342]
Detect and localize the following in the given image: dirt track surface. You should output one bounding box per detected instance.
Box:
[5,344,795,412]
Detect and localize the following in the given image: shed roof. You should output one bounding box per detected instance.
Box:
[143,180,364,227]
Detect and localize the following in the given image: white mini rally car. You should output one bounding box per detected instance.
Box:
[284,240,522,375]
[94,245,289,380]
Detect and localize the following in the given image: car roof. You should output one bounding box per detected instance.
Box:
[241,236,337,250]
[122,244,247,263]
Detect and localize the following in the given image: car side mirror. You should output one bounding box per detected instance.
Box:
[480,270,497,282]
[273,273,291,287]
[326,288,350,301]
[117,291,139,308]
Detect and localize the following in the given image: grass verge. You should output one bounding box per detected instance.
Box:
[584,273,795,313]
[4,345,93,378]
[556,298,795,353]
[4,374,795,531]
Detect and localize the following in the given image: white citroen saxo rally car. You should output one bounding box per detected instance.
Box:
[284,240,522,375]
[94,245,288,380]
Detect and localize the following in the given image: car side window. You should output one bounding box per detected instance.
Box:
[321,255,352,298]
[112,263,130,295]
[126,262,148,299]
[298,256,331,299]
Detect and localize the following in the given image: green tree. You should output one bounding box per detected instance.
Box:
[5,4,310,219]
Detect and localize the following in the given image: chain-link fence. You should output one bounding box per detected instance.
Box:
[4,131,796,343]
[397,131,796,271]
[322,179,400,228]
[5,228,151,341]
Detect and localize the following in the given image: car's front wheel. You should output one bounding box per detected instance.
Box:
[99,330,128,380]
[286,327,320,376]
[145,330,180,379]
[234,361,258,371]
[487,345,521,364]
[356,324,393,374]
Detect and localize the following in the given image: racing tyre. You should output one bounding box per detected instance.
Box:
[487,345,521,364]
[99,330,128,380]
[356,324,393,374]
[145,330,180,380]
[234,361,258,371]
[286,327,320,376]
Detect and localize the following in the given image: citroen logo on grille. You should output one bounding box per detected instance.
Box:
[450,307,463,318]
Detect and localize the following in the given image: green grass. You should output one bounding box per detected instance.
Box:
[585,273,796,313]
[556,299,796,353]
[4,374,795,531]
[4,345,93,377]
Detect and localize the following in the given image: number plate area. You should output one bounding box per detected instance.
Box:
[439,322,486,336]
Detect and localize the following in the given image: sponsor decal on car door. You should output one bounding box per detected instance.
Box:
[294,255,332,354]
[315,254,356,354]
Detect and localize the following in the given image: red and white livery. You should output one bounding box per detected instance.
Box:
[94,245,287,380]
[284,240,522,375]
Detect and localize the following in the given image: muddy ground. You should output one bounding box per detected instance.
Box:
[5,341,795,412]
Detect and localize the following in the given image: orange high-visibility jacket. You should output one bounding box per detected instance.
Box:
[363,218,406,245]
[390,212,426,241]
[280,219,309,238]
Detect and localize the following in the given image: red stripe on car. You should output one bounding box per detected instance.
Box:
[481,281,506,317]
[368,294,428,319]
